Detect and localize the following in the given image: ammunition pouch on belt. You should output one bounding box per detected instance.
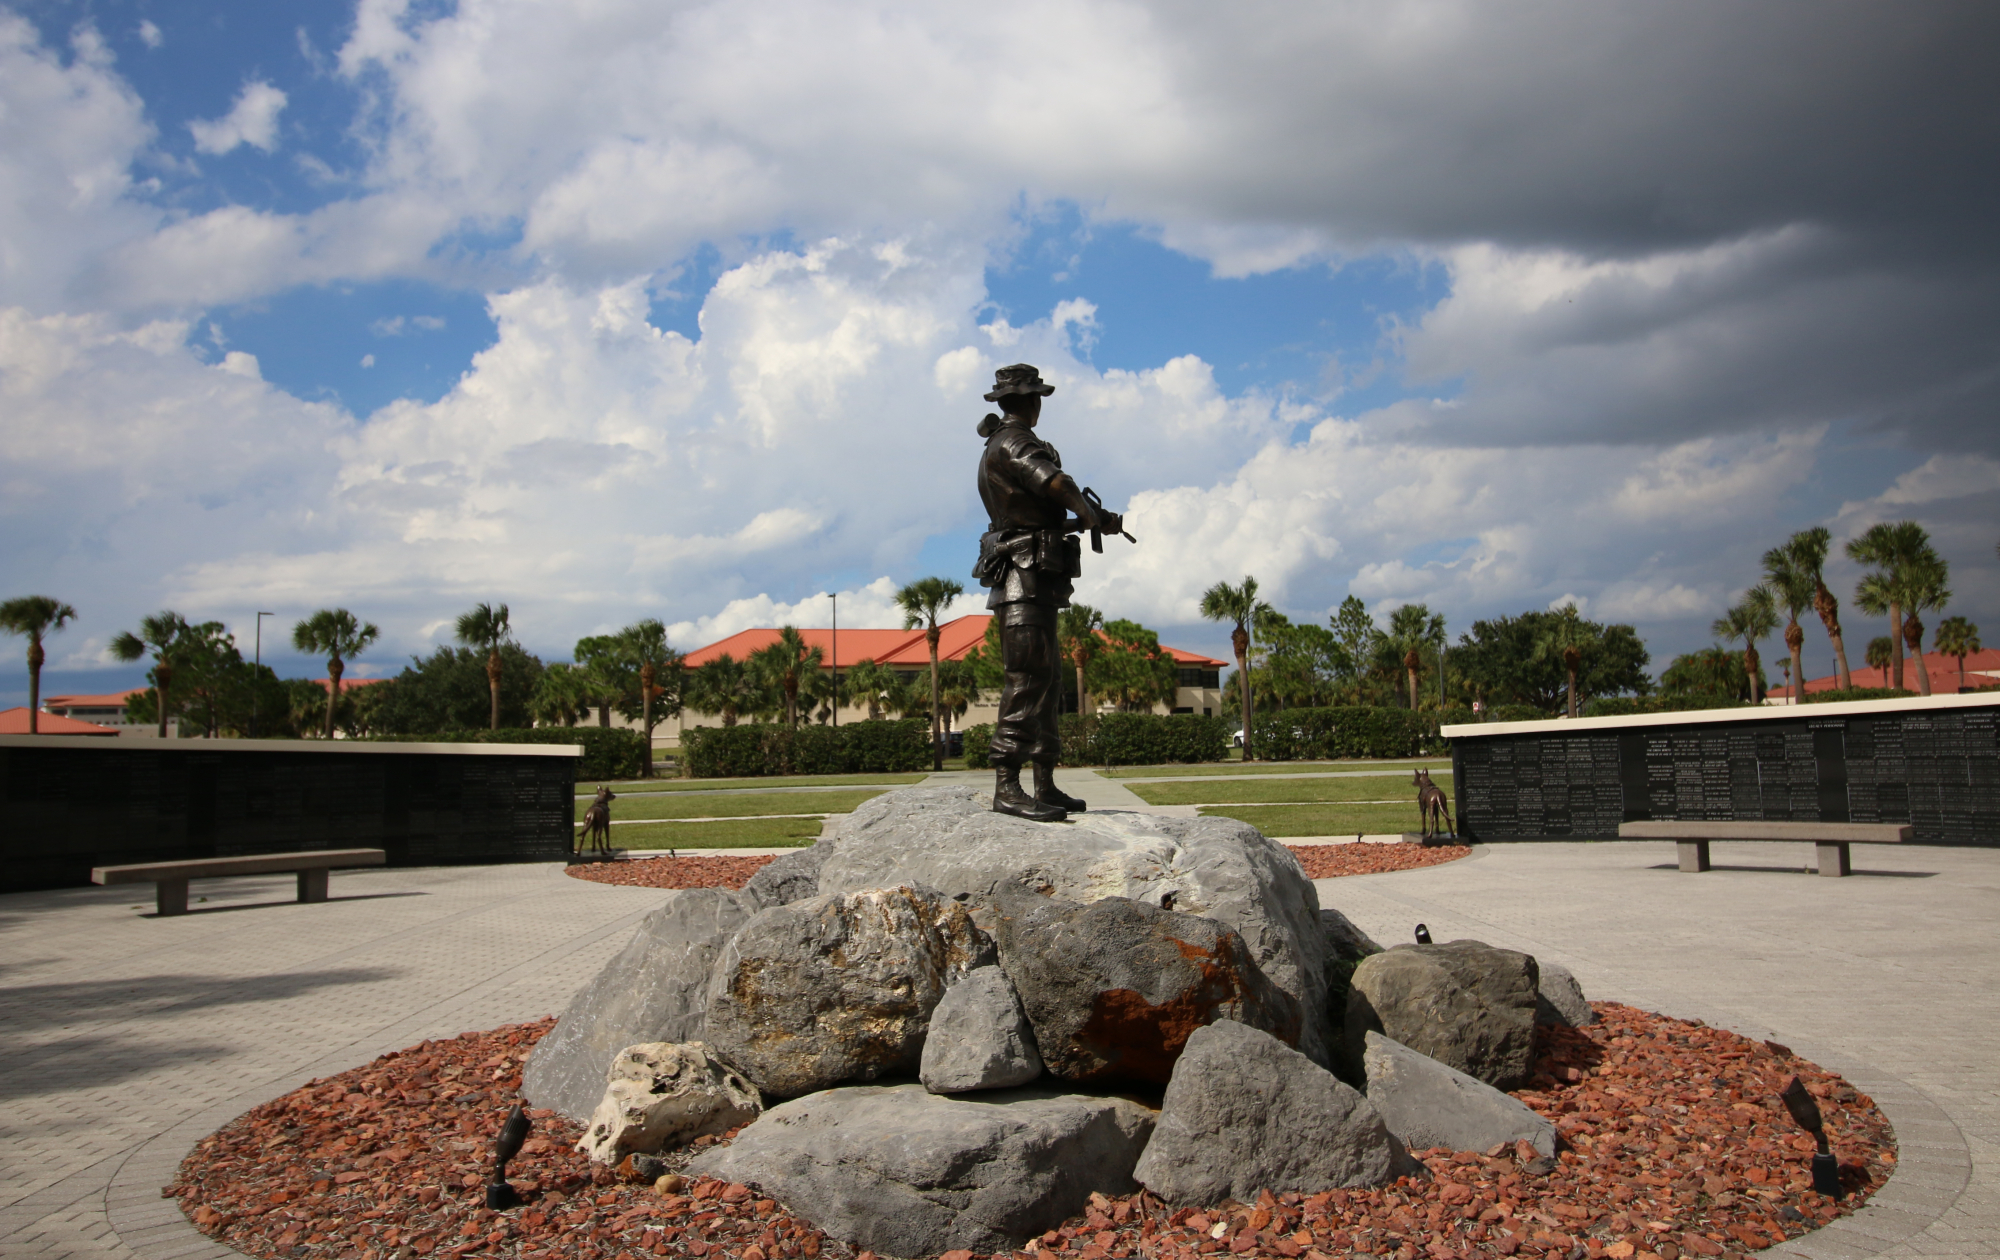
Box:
[975,527,1081,588]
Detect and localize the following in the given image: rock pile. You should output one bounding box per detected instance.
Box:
[522,787,1608,1251]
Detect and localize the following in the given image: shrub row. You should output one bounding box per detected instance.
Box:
[1580,694,1755,718]
[1248,707,1450,760]
[962,713,1230,768]
[1806,686,1919,704]
[680,719,932,778]
[367,727,646,780]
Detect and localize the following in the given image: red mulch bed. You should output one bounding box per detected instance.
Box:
[1287,843,1471,879]
[171,1004,1892,1260]
[567,855,780,890]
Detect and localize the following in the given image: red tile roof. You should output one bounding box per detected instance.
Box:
[42,689,145,709]
[1766,646,2000,699]
[1,707,118,735]
[682,614,1228,670]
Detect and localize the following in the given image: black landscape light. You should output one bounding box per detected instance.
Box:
[486,1104,531,1210]
[1779,1075,1842,1198]
[1414,923,1433,945]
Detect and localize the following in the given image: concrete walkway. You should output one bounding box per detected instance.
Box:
[1,836,1993,1259]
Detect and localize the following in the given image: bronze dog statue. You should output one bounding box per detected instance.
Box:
[576,785,616,856]
[1413,768,1454,843]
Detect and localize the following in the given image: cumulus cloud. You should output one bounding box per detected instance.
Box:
[188,79,288,155]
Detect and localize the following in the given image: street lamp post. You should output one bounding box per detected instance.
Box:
[252,611,274,738]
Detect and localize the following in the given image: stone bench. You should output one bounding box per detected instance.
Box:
[91,849,387,916]
[1617,821,1910,877]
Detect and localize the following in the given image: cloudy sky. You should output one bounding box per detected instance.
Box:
[4,0,1997,702]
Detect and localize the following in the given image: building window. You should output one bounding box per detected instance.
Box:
[1203,707,1212,717]
[1171,706,1193,715]
[1176,668,1221,688]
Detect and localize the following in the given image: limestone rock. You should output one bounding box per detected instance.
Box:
[702,885,995,1098]
[1535,961,1597,1027]
[523,888,754,1121]
[1345,941,1540,1090]
[1362,1031,1555,1158]
[577,1041,763,1164]
[686,1083,1155,1256]
[988,893,1300,1086]
[740,844,826,911]
[814,787,1333,1065]
[920,966,1044,1093]
[1133,1019,1416,1204]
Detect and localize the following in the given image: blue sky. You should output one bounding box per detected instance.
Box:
[3,0,1996,708]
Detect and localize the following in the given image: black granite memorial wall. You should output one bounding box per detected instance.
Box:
[1447,699,2000,844]
[0,736,578,893]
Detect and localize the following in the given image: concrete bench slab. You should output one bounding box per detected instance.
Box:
[1616,822,1910,877]
[92,849,387,916]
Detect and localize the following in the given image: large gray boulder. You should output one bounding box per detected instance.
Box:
[687,1083,1156,1255]
[1362,1032,1555,1158]
[1133,1020,1416,1204]
[741,845,827,911]
[1345,941,1540,1091]
[814,787,1334,1065]
[988,892,1299,1086]
[702,885,995,1098]
[1535,962,1597,1028]
[524,888,754,1121]
[920,966,1044,1093]
[577,1041,763,1164]
[1320,907,1384,1066]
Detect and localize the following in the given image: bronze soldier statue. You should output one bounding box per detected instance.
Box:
[973,363,1131,822]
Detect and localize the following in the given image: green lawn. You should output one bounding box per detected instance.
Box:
[577,788,884,822]
[1102,758,1451,779]
[1128,773,1449,807]
[581,772,929,795]
[1196,802,1429,837]
[604,817,825,848]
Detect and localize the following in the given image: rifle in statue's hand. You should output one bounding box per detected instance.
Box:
[1068,487,1137,553]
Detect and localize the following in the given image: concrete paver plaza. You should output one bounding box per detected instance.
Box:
[2,783,1995,1259]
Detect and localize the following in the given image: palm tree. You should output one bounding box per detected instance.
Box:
[0,596,77,734]
[291,608,381,739]
[1865,635,1895,674]
[1200,576,1270,758]
[1711,587,1778,704]
[1786,527,1852,691]
[896,577,964,770]
[531,662,590,727]
[686,654,759,726]
[1761,543,1817,704]
[1897,552,1951,697]
[1933,616,1981,694]
[620,619,682,775]
[454,602,511,729]
[749,626,821,728]
[1387,603,1445,713]
[1058,603,1104,717]
[1846,520,1930,692]
[936,658,983,740]
[843,659,906,721]
[110,611,191,737]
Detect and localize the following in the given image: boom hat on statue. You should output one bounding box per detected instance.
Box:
[984,363,1056,401]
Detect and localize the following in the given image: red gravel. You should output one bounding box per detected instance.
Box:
[1287,843,1472,879]
[567,855,779,890]
[173,1003,1892,1260]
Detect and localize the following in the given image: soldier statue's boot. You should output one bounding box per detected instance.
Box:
[994,763,1067,822]
[1033,762,1087,812]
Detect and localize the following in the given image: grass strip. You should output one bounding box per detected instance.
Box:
[1102,758,1451,779]
[577,788,883,822]
[598,817,824,848]
[581,772,929,795]
[1196,801,1431,838]
[1128,774,1448,806]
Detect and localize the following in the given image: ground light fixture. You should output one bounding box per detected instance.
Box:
[1779,1074,1843,1198]
[1414,923,1433,944]
[487,1104,531,1209]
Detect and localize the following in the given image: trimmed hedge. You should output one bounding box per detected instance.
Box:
[367,726,645,780]
[1806,687,1918,704]
[1248,707,1450,760]
[963,713,1230,768]
[680,719,932,778]
[1580,694,1754,718]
